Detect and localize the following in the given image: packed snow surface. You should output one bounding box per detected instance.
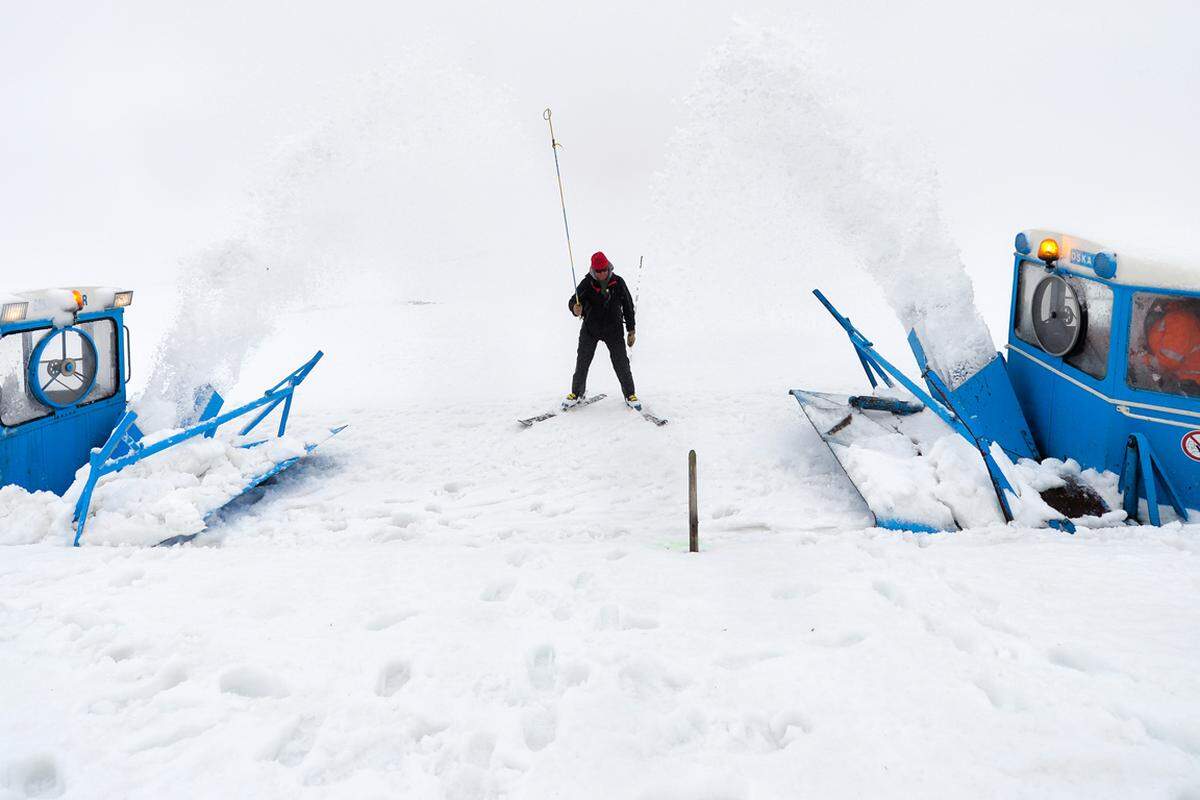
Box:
[3,299,1199,798]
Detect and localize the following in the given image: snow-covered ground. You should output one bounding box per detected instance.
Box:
[4,296,1200,798]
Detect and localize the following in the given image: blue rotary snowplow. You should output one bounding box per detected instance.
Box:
[794,230,1200,532]
[0,288,343,545]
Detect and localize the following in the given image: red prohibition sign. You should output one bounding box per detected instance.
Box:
[1182,430,1200,462]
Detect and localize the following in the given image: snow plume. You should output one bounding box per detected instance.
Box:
[138,45,541,429]
[651,20,994,387]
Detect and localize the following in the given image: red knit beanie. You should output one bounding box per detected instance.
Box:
[590,251,611,272]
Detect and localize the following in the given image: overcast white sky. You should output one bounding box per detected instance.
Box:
[2,0,1197,333]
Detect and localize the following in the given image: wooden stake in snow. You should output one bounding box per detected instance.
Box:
[688,449,699,553]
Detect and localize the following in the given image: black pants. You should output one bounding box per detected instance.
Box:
[572,326,635,398]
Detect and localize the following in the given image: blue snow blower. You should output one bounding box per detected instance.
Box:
[0,287,342,545]
[794,230,1200,532]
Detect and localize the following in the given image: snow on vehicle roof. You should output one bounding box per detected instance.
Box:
[1021,229,1200,293]
[3,287,128,327]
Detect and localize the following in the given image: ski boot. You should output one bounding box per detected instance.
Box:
[562,392,583,410]
[625,393,642,411]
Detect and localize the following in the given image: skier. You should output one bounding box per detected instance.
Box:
[565,251,639,409]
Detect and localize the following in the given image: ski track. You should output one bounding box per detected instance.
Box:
[3,395,1200,798]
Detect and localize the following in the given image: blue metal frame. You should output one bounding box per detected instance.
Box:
[71,351,327,546]
[27,325,100,409]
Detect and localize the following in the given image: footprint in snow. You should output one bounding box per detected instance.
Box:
[527,644,557,691]
[479,577,516,602]
[107,567,145,588]
[464,731,496,768]
[364,609,418,631]
[973,674,1026,713]
[375,659,412,697]
[102,641,139,663]
[522,708,558,751]
[732,711,812,752]
[595,604,659,631]
[374,516,422,543]
[872,579,907,608]
[1046,644,1117,675]
[618,657,691,699]
[99,660,189,708]
[219,666,288,698]
[127,721,215,754]
[505,548,536,567]
[1,754,64,799]
[808,630,868,648]
[261,713,321,767]
[920,614,978,655]
[768,709,813,747]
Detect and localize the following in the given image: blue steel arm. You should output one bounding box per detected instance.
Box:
[240,351,323,436]
[72,411,140,546]
[812,290,894,389]
[72,351,325,546]
[197,390,225,438]
[812,290,966,438]
[1119,434,1188,526]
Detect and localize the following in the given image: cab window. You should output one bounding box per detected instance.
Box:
[0,319,120,427]
[78,319,120,406]
[1128,292,1200,398]
[1013,263,1112,379]
[0,328,51,426]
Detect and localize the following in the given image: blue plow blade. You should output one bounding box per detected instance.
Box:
[155,424,348,547]
[800,289,1077,534]
[790,388,952,534]
[72,351,341,546]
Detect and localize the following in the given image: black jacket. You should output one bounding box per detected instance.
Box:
[568,273,635,335]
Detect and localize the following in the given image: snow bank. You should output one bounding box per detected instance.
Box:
[0,485,70,545]
[651,20,995,388]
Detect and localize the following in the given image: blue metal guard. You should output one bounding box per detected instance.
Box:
[71,351,326,546]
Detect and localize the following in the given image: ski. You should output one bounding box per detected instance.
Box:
[625,401,667,426]
[518,393,607,427]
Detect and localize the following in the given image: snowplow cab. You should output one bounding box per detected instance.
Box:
[1006,230,1200,516]
[0,288,131,494]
